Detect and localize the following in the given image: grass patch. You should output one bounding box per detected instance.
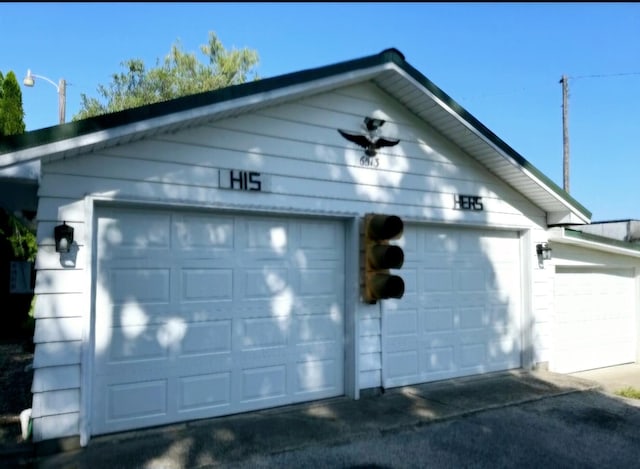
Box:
[614,386,640,400]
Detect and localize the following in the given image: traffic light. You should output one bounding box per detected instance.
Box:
[363,214,405,303]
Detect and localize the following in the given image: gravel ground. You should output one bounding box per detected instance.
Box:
[0,340,34,446]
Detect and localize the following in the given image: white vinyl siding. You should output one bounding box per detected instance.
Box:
[38,84,545,228]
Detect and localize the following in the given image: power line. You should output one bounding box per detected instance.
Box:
[569,71,640,80]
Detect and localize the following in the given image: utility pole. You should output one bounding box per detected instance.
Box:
[58,78,66,125]
[560,75,570,193]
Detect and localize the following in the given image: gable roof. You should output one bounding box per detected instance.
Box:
[0,48,590,224]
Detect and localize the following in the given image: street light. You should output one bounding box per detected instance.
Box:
[23,69,66,125]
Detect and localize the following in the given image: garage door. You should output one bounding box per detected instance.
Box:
[553,267,636,373]
[92,207,345,435]
[383,225,522,388]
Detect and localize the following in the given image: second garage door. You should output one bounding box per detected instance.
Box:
[92,207,345,435]
[383,225,522,388]
[553,267,636,373]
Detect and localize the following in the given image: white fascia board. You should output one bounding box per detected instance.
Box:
[547,211,590,226]
[390,64,590,224]
[548,227,640,258]
[0,65,392,170]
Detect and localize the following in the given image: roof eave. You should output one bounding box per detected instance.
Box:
[1,54,401,169]
[4,66,396,170]
[383,61,591,223]
[549,227,640,258]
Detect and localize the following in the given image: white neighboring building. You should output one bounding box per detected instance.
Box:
[567,219,640,242]
[0,48,637,448]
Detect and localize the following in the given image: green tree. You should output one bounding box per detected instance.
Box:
[0,208,37,263]
[0,208,37,339]
[0,71,26,136]
[75,31,259,120]
[0,71,4,137]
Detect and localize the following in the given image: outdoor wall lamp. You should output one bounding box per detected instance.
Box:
[536,243,552,262]
[54,222,74,253]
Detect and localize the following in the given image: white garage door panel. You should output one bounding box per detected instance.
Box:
[93,208,345,435]
[554,268,636,373]
[384,226,522,387]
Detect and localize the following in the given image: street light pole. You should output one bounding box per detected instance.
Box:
[23,69,66,125]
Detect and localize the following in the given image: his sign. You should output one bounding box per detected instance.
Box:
[219,170,269,192]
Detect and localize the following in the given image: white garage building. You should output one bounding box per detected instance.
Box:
[549,227,640,373]
[1,48,638,446]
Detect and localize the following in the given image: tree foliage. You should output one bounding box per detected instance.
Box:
[75,31,259,120]
[0,208,37,262]
[0,71,26,136]
[0,208,37,338]
[0,71,4,136]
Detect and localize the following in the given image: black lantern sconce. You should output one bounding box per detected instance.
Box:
[54,222,74,253]
[536,242,552,267]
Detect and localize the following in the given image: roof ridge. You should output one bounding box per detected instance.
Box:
[379,48,405,62]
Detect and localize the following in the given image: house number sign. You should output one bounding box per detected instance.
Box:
[360,156,379,168]
[454,194,484,211]
[219,169,269,192]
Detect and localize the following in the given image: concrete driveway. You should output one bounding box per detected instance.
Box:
[22,365,640,468]
[572,363,640,395]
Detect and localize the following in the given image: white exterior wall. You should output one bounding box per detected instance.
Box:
[32,82,549,441]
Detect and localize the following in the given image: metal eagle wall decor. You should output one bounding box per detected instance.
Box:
[338,117,400,157]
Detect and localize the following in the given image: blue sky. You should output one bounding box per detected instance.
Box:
[2,3,639,221]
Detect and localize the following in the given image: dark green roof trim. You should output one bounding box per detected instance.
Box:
[563,228,640,253]
[0,47,590,219]
[586,219,640,224]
